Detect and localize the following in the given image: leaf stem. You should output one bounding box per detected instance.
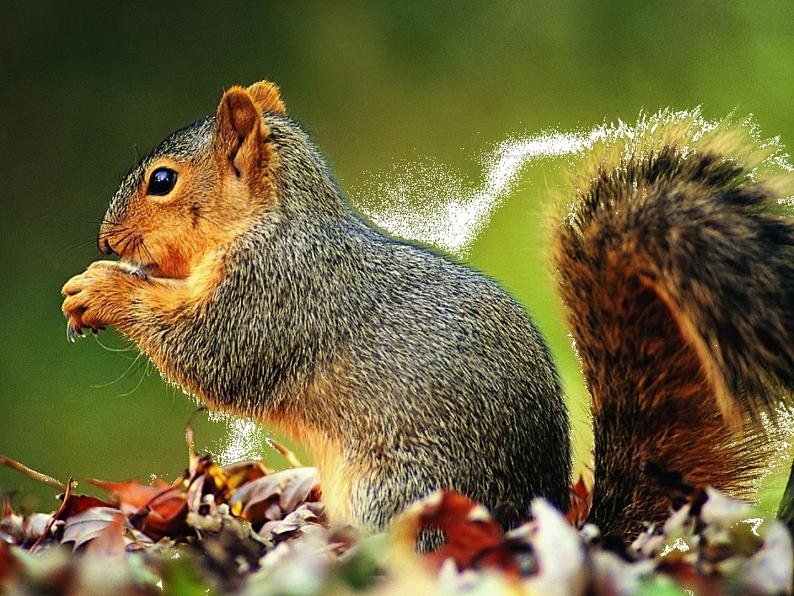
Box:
[0,455,67,492]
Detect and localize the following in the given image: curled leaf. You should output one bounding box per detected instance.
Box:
[62,507,125,551]
[229,467,320,528]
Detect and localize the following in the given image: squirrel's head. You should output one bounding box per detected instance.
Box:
[99,81,287,279]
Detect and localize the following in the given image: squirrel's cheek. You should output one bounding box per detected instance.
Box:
[153,247,191,280]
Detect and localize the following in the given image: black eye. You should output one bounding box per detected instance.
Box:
[147,167,178,196]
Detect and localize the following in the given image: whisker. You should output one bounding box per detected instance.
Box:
[56,237,107,252]
[114,230,135,248]
[92,334,138,356]
[117,358,150,397]
[98,227,132,240]
[139,239,156,266]
[90,351,145,389]
[131,236,144,264]
[38,215,113,226]
[114,232,137,259]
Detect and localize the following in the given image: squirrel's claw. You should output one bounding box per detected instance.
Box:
[66,318,85,343]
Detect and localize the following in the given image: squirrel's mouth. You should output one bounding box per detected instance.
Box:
[121,260,173,280]
[125,257,189,280]
[100,231,178,279]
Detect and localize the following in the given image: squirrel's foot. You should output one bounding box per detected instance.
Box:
[61,261,143,341]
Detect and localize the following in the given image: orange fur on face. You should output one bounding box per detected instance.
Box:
[100,85,279,283]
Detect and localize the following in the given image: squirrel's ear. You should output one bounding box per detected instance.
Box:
[213,86,267,179]
[246,80,286,115]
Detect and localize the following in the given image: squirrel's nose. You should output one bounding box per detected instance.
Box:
[98,220,117,255]
[98,235,114,255]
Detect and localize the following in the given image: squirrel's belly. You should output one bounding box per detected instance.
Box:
[264,412,353,527]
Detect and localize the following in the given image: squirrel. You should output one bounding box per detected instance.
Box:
[62,81,794,543]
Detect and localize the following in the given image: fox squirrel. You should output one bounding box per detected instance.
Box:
[62,81,794,542]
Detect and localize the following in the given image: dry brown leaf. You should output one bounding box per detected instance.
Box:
[0,541,19,581]
[85,511,126,557]
[62,507,125,551]
[129,499,189,541]
[229,467,320,527]
[260,501,327,542]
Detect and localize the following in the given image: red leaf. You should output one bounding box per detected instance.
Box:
[566,475,593,528]
[89,478,175,512]
[2,495,14,518]
[58,494,117,519]
[148,490,188,522]
[0,541,20,581]
[90,478,187,537]
[416,492,506,571]
[131,500,190,541]
[393,491,541,578]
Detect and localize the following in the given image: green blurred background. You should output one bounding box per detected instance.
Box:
[2,1,793,514]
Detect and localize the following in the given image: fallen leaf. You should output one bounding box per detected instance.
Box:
[59,494,117,519]
[222,460,270,492]
[260,501,327,542]
[741,521,794,595]
[89,478,176,513]
[0,541,19,581]
[521,499,588,596]
[392,491,509,573]
[130,499,190,541]
[229,468,320,528]
[62,507,125,550]
[85,511,126,557]
[566,475,592,528]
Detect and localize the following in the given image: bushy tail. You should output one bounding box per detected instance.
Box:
[554,110,794,539]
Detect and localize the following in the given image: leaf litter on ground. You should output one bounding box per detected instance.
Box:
[0,414,792,595]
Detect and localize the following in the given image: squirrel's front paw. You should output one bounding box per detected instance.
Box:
[61,261,139,341]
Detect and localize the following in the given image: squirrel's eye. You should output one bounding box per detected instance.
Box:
[147,167,178,196]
